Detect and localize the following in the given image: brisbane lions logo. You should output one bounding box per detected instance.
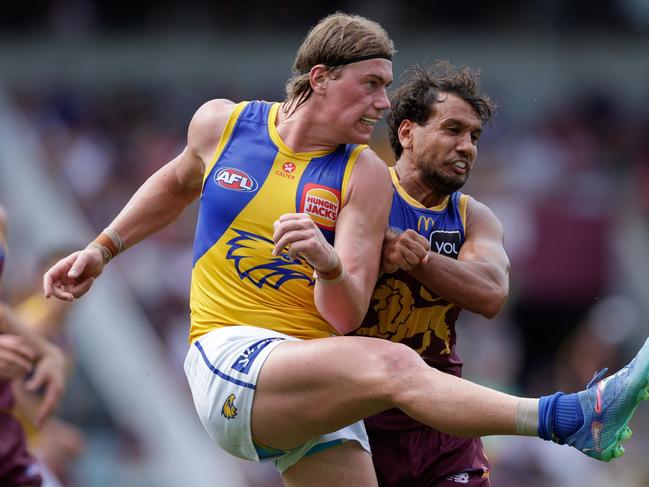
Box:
[357,277,454,355]
[226,229,314,289]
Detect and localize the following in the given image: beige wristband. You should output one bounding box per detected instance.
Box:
[90,227,125,264]
[88,241,113,263]
[103,227,125,254]
[313,252,345,284]
[314,268,347,285]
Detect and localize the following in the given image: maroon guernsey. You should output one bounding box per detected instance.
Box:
[353,176,490,486]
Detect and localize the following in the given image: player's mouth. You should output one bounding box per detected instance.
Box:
[451,160,469,174]
[360,117,378,127]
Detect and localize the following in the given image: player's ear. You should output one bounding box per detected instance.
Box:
[398,120,414,151]
[309,65,329,94]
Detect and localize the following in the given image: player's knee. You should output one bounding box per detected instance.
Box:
[371,341,425,400]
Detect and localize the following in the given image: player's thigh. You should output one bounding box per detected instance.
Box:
[282,440,378,487]
[252,336,420,449]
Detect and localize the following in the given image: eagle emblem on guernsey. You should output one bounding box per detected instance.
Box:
[222,394,238,420]
[226,229,314,289]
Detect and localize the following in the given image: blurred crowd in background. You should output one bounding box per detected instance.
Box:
[1,1,649,486]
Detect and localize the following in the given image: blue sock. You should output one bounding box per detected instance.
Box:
[538,391,563,441]
[555,392,584,441]
[538,391,584,443]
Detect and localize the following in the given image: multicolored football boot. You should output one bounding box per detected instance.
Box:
[565,337,649,461]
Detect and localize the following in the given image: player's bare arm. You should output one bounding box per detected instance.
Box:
[272,150,391,333]
[314,149,392,333]
[101,98,237,250]
[408,197,510,318]
[43,99,236,301]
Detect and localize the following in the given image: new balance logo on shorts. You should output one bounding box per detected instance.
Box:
[445,472,469,484]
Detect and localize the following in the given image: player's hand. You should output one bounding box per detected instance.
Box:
[25,342,66,427]
[381,228,430,274]
[43,247,105,301]
[0,335,36,380]
[272,213,337,272]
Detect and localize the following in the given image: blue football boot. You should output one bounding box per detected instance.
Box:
[564,337,649,461]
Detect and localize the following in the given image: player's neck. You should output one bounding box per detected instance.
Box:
[276,102,339,153]
[394,160,447,208]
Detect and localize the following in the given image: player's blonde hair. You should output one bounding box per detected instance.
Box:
[284,12,395,114]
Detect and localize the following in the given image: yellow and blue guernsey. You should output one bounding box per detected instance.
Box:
[355,167,470,377]
[189,101,364,343]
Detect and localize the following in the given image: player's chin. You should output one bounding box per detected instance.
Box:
[348,127,374,144]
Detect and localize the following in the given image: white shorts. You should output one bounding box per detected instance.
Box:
[183,326,370,473]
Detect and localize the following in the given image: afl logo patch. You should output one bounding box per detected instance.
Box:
[214,167,259,192]
[300,183,340,230]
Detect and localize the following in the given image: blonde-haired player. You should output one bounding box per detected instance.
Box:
[44,13,649,486]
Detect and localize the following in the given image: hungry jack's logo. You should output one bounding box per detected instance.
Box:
[300,183,340,231]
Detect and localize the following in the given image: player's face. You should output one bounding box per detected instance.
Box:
[322,59,392,144]
[411,93,481,195]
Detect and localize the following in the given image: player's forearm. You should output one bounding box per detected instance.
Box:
[409,252,508,318]
[106,160,200,252]
[314,274,371,334]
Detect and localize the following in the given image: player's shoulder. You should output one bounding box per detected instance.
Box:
[191,99,238,133]
[354,147,390,176]
[344,147,391,206]
[465,195,494,217]
[187,98,238,156]
[465,195,503,233]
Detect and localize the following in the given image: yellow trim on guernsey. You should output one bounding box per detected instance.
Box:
[388,167,450,211]
[267,103,337,159]
[202,101,250,188]
[340,144,367,204]
[459,194,469,229]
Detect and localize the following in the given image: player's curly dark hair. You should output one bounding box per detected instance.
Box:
[387,60,496,158]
